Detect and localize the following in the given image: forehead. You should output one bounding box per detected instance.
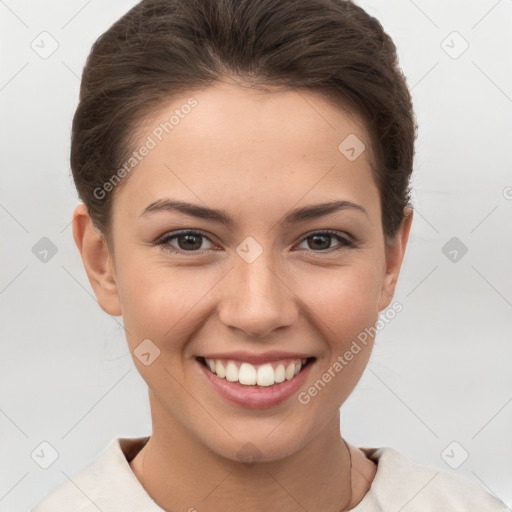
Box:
[114,81,379,221]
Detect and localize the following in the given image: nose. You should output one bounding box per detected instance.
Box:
[218,251,299,338]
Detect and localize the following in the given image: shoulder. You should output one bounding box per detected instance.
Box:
[30,452,105,512]
[30,437,157,512]
[355,446,509,511]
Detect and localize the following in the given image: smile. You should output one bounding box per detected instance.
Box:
[197,356,315,387]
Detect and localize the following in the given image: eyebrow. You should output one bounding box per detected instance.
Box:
[140,198,368,226]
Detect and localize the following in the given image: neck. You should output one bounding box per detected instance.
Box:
[130,394,364,512]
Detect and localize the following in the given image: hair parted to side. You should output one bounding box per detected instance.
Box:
[71,0,417,244]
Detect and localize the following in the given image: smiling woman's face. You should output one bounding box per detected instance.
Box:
[76,80,411,462]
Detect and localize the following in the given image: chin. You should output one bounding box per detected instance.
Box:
[199,416,313,465]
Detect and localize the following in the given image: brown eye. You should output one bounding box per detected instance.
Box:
[157,230,215,254]
[174,233,204,251]
[297,231,353,252]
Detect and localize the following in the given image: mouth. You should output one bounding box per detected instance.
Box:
[196,356,316,387]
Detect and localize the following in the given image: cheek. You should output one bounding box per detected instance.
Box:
[115,258,213,346]
[116,264,215,394]
[293,264,382,418]
[117,241,385,344]
[299,259,383,339]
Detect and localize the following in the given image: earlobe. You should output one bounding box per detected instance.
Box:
[377,208,413,311]
[72,204,122,316]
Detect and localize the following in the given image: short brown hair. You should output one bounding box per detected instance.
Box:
[71,0,416,243]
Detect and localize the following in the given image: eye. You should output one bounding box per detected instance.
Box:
[154,229,355,255]
[296,230,354,252]
[156,230,216,254]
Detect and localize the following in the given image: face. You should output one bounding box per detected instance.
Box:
[75,80,411,463]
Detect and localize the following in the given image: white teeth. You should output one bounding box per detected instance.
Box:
[239,362,257,385]
[203,357,308,387]
[274,364,286,383]
[285,363,295,380]
[256,364,274,387]
[215,360,226,379]
[225,361,238,382]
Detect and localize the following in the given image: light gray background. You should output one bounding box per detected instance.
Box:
[1,0,511,510]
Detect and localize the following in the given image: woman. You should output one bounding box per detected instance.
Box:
[32,0,508,510]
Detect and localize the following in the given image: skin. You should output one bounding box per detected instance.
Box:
[73,80,412,511]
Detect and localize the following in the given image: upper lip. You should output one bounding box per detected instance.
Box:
[199,351,314,365]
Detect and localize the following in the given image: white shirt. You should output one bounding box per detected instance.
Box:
[31,436,509,511]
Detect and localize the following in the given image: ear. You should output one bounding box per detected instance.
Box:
[377,208,413,311]
[72,204,122,316]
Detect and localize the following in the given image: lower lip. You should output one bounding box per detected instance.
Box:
[197,358,314,409]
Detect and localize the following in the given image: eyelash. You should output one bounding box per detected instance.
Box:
[154,229,355,255]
